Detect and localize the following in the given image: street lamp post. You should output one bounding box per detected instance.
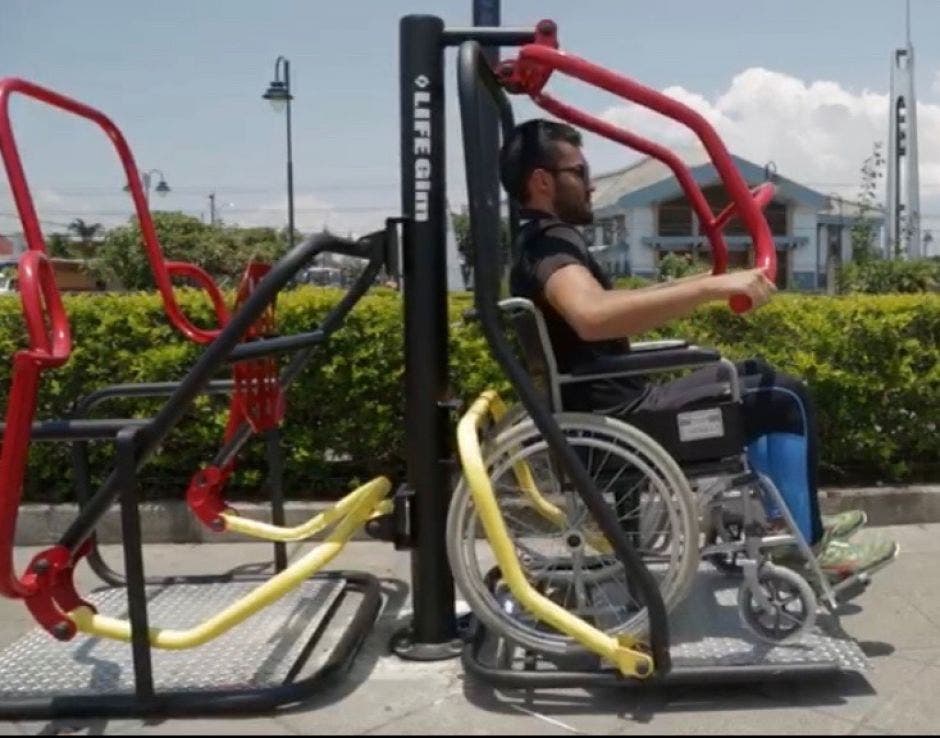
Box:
[123,168,170,207]
[263,56,295,250]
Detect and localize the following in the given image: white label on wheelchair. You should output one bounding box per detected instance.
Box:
[676,408,725,442]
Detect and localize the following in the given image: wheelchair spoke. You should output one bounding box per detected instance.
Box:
[598,459,635,498]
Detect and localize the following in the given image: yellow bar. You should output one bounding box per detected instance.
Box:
[69,476,391,650]
[221,479,393,542]
[457,392,653,679]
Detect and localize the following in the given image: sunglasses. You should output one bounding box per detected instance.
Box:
[544,164,591,184]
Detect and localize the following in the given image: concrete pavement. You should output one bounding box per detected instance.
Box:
[0,523,938,735]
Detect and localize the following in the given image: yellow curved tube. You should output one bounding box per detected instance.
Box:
[458,391,653,679]
[68,476,391,650]
[220,478,393,542]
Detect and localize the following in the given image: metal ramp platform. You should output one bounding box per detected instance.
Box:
[0,572,380,719]
[463,563,868,688]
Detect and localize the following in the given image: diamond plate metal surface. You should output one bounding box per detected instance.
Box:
[0,578,345,698]
[666,566,868,672]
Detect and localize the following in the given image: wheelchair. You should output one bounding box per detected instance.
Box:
[447,296,844,655]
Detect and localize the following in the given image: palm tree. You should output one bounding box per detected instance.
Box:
[67,218,103,259]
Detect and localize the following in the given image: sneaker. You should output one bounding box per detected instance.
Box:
[821,509,868,542]
[816,534,900,583]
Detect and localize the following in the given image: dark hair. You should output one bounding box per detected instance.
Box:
[499,119,582,203]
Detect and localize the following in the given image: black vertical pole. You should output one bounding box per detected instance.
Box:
[115,429,155,701]
[264,429,288,572]
[472,0,510,265]
[395,15,460,659]
[285,60,295,251]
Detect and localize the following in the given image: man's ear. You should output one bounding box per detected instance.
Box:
[528,168,553,199]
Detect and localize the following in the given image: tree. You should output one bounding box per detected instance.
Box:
[92,211,287,290]
[46,233,74,258]
[451,209,510,282]
[657,251,709,281]
[850,142,885,263]
[67,218,103,259]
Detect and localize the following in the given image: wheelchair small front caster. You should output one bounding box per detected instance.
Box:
[738,563,817,643]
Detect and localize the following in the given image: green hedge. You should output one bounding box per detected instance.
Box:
[838,257,940,294]
[0,288,937,502]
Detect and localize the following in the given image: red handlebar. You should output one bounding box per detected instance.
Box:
[500,24,777,312]
[18,251,71,364]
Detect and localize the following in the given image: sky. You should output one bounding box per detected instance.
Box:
[3,0,940,250]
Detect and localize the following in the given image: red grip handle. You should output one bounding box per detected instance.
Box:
[18,251,71,365]
[713,183,776,313]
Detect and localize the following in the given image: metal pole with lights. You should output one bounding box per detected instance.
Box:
[124,168,170,207]
[263,56,295,250]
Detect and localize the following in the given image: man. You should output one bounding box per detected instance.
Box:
[499,118,897,582]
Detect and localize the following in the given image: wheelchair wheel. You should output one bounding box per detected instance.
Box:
[447,412,699,656]
[738,563,817,643]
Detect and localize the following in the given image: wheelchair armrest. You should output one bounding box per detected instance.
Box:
[630,339,689,352]
[568,346,722,377]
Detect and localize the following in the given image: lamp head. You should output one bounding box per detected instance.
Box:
[263,80,292,112]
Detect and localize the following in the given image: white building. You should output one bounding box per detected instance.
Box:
[588,145,884,291]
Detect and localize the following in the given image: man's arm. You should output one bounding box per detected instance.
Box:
[544,264,775,341]
[633,269,711,293]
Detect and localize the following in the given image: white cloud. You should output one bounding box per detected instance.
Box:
[933,70,940,97]
[591,67,940,207]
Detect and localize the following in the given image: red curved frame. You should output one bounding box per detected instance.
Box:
[0,77,235,608]
[499,22,777,312]
[0,77,230,342]
[0,251,71,599]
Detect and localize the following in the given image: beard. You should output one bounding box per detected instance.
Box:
[555,198,594,226]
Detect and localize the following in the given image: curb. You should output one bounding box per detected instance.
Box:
[12,486,940,547]
[818,485,940,527]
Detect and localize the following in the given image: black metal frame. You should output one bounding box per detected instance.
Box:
[0,229,393,718]
[394,14,536,661]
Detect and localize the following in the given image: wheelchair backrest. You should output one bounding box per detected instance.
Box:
[496,297,563,411]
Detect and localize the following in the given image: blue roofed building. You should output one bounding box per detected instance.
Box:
[587,145,883,291]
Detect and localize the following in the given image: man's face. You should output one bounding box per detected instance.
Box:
[548,141,594,225]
